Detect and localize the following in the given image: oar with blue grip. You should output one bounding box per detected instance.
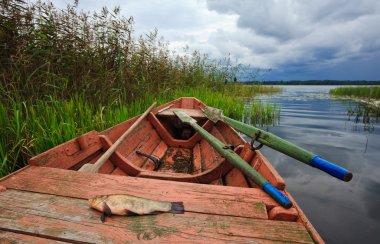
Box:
[262,183,292,208]
[203,106,353,182]
[174,110,293,208]
[310,156,352,182]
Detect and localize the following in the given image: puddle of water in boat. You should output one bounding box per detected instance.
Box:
[248,85,380,244]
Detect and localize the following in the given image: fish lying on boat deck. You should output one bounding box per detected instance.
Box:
[89,194,185,222]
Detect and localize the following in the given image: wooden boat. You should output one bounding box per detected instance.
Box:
[0,97,323,243]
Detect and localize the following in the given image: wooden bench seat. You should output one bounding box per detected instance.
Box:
[0,166,314,243]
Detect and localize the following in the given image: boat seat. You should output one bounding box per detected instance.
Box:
[156,108,207,118]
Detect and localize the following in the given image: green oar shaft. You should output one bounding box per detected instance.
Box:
[222,116,352,182]
[174,110,292,208]
[223,116,314,163]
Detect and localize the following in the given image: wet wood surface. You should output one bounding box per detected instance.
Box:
[0,166,314,243]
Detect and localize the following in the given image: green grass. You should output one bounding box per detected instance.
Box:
[329,87,380,99]
[0,85,281,177]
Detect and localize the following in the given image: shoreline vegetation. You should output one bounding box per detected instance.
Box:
[329,87,380,131]
[255,80,380,85]
[329,86,380,110]
[0,1,280,176]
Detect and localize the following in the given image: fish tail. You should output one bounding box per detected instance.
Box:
[170,202,184,214]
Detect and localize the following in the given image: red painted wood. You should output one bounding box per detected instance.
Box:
[0,230,65,243]
[141,140,168,171]
[209,178,224,185]
[192,143,202,173]
[148,113,215,148]
[225,168,250,188]
[110,167,128,176]
[0,190,314,243]
[251,151,286,190]
[210,126,227,144]
[216,121,244,146]
[114,119,153,158]
[157,108,206,118]
[139,161,233,184]
[99,136,141,176]
[268,206,299,221]
[126,130,161,168]
[2,166,280,214]
[29,131,102,169]
[180,97,195,109]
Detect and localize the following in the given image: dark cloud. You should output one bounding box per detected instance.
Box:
[206,0,380,79]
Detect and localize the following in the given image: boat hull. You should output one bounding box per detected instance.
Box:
[27,97,323,243]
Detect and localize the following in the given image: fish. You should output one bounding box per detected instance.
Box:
[88,194,185,222]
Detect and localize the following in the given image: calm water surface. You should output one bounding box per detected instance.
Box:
[251,85,380,244]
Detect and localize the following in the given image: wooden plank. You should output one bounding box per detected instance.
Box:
[110,167,128,176]
[126,130,161,168]
[82,153,115,174]
[251,151,286,190]
[192,143,202,173]
[224,143,251,188]
[141,140,168,171]
[0,230,65,243]
[0,190,313,244]
[114,120,153,158]
[210,126,227,144]
[29,131,102,169]
[181,97,195,109]
[2,166,276,217]
[216,121,244,146]
[210,178,224,185]
[200,138,222,170]
[157,108,206,118]
[225,168,250,188]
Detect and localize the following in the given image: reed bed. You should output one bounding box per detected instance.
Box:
[0,0,281,176]
[329,87,380,99]
[0,87,280,177]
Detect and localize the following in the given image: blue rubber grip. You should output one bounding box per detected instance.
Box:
[262,183,292,209]
[310,155,353,182]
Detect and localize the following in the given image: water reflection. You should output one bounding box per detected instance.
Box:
[250,85,380,244]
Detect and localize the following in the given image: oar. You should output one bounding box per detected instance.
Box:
[78,101,157,173]
[203,106,353,182]
[173,110,292,209]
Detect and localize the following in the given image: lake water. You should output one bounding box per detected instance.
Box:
[251,85,380,244]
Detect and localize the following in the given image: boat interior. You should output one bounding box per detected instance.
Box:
[4,97,322,242]
[29,97,285,189]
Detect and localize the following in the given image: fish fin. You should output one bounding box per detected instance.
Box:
[170,202,184,214]
[100,212,106,223]
[101,202,112,223]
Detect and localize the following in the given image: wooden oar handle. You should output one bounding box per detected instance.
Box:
[310,156,353,182]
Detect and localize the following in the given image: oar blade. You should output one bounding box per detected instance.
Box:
[77,163,97,172]
[173,109,197,124]
[203,106,224,123]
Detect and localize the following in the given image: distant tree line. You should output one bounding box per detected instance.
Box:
[243,80,380,85]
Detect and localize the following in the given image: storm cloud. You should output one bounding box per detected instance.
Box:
[51,0,380,80]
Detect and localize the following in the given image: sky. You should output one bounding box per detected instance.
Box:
[50,0,380,81]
